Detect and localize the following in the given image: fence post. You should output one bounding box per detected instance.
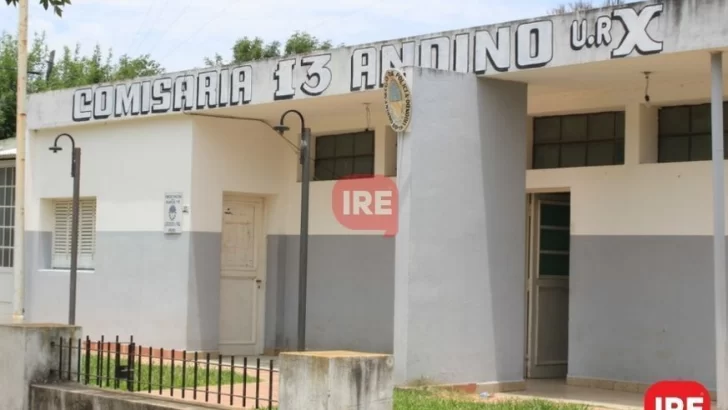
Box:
[84,336,91,385]
[114,336,121,389]
[127,341,135,392]
[0,324,82,410]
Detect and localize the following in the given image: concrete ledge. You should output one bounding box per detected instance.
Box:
[279,350,394,410]
[0,323,81,410]
[31,383,235,410]
[567,376,717,401]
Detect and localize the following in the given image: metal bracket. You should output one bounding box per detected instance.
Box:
[115,364,131,380]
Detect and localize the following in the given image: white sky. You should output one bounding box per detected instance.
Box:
[0,0,567,73]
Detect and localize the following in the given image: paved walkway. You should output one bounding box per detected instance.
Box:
[485,379,644,410]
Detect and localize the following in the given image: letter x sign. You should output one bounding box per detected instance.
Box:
[611,4,664,58]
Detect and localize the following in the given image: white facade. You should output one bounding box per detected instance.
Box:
[10,0,728,397]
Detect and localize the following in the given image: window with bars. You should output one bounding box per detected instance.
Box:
[532,111,625,169]
[657,102,728,163]
[0,164,15,268]
[314,131,375,180]
[52,198,97,270]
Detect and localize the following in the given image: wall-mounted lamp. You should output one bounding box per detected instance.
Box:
[48,133,81,326]
[643,71,652,106]
[273,109,311,352]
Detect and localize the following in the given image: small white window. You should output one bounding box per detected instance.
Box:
[52,198,97,270]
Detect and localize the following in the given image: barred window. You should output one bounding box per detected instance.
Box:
[658,102,728,162]
[314,131,374,180]
[532,111,625,169]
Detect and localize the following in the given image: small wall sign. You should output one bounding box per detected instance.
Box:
[164,192,183,234]
[383,69,412,133]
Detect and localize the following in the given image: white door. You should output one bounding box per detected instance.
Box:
[219,195,265,356]
[527,194,570,379]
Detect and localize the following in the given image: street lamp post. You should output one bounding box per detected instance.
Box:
[273,110,311,352]
[49,133,81,326]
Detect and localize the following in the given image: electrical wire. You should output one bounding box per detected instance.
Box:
[182,111,376,182]
[364,103,371,131]
[125,0,168,57]
[158,0,396,70]
[141,0,196,57]
[155,0,243,68]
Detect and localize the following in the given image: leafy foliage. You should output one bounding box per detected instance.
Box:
[5,0,71,17]
[0,31,164,139]
[284,31,333,56]
[549,0,625,14]
[205,31,338,66]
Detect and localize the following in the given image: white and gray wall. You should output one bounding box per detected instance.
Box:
[394,67,527,386]
[189,112,397,353]
[527,67,728,391]
[17,0,728,389]
[23,104,398,353]
[25,117,197,347]
[22,67,728,391]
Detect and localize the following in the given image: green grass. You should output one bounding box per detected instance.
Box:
[246,388,587,410]
[393,389,591,410]
[80,354,254,390]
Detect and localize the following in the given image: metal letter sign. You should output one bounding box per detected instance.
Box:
[164,192,183,234]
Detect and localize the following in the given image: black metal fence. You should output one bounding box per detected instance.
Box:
[52,335,278,409]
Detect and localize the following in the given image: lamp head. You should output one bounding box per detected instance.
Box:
[273,124,290,135]
[49,146,62,153]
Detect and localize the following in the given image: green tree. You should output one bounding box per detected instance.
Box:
[0,31,164,139]
[39,43,162,91]
[5,0,71,17]
[0,32,51,139]
[205,31,338,66]
[549,0,624,14]
[114,54,163,82]
[283,31,332,56]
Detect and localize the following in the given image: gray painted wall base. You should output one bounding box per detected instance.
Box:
[265,235,394,353]
[24,231,219,350]
[570,235,718,390]
[24,230,395,355]
[21,222,716,389]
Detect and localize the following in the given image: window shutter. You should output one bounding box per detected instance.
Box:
[52,198,96,270]
[78,199,96,269]
[52,200,72,269]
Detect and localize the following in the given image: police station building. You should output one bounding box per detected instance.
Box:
[15,0,728,396]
